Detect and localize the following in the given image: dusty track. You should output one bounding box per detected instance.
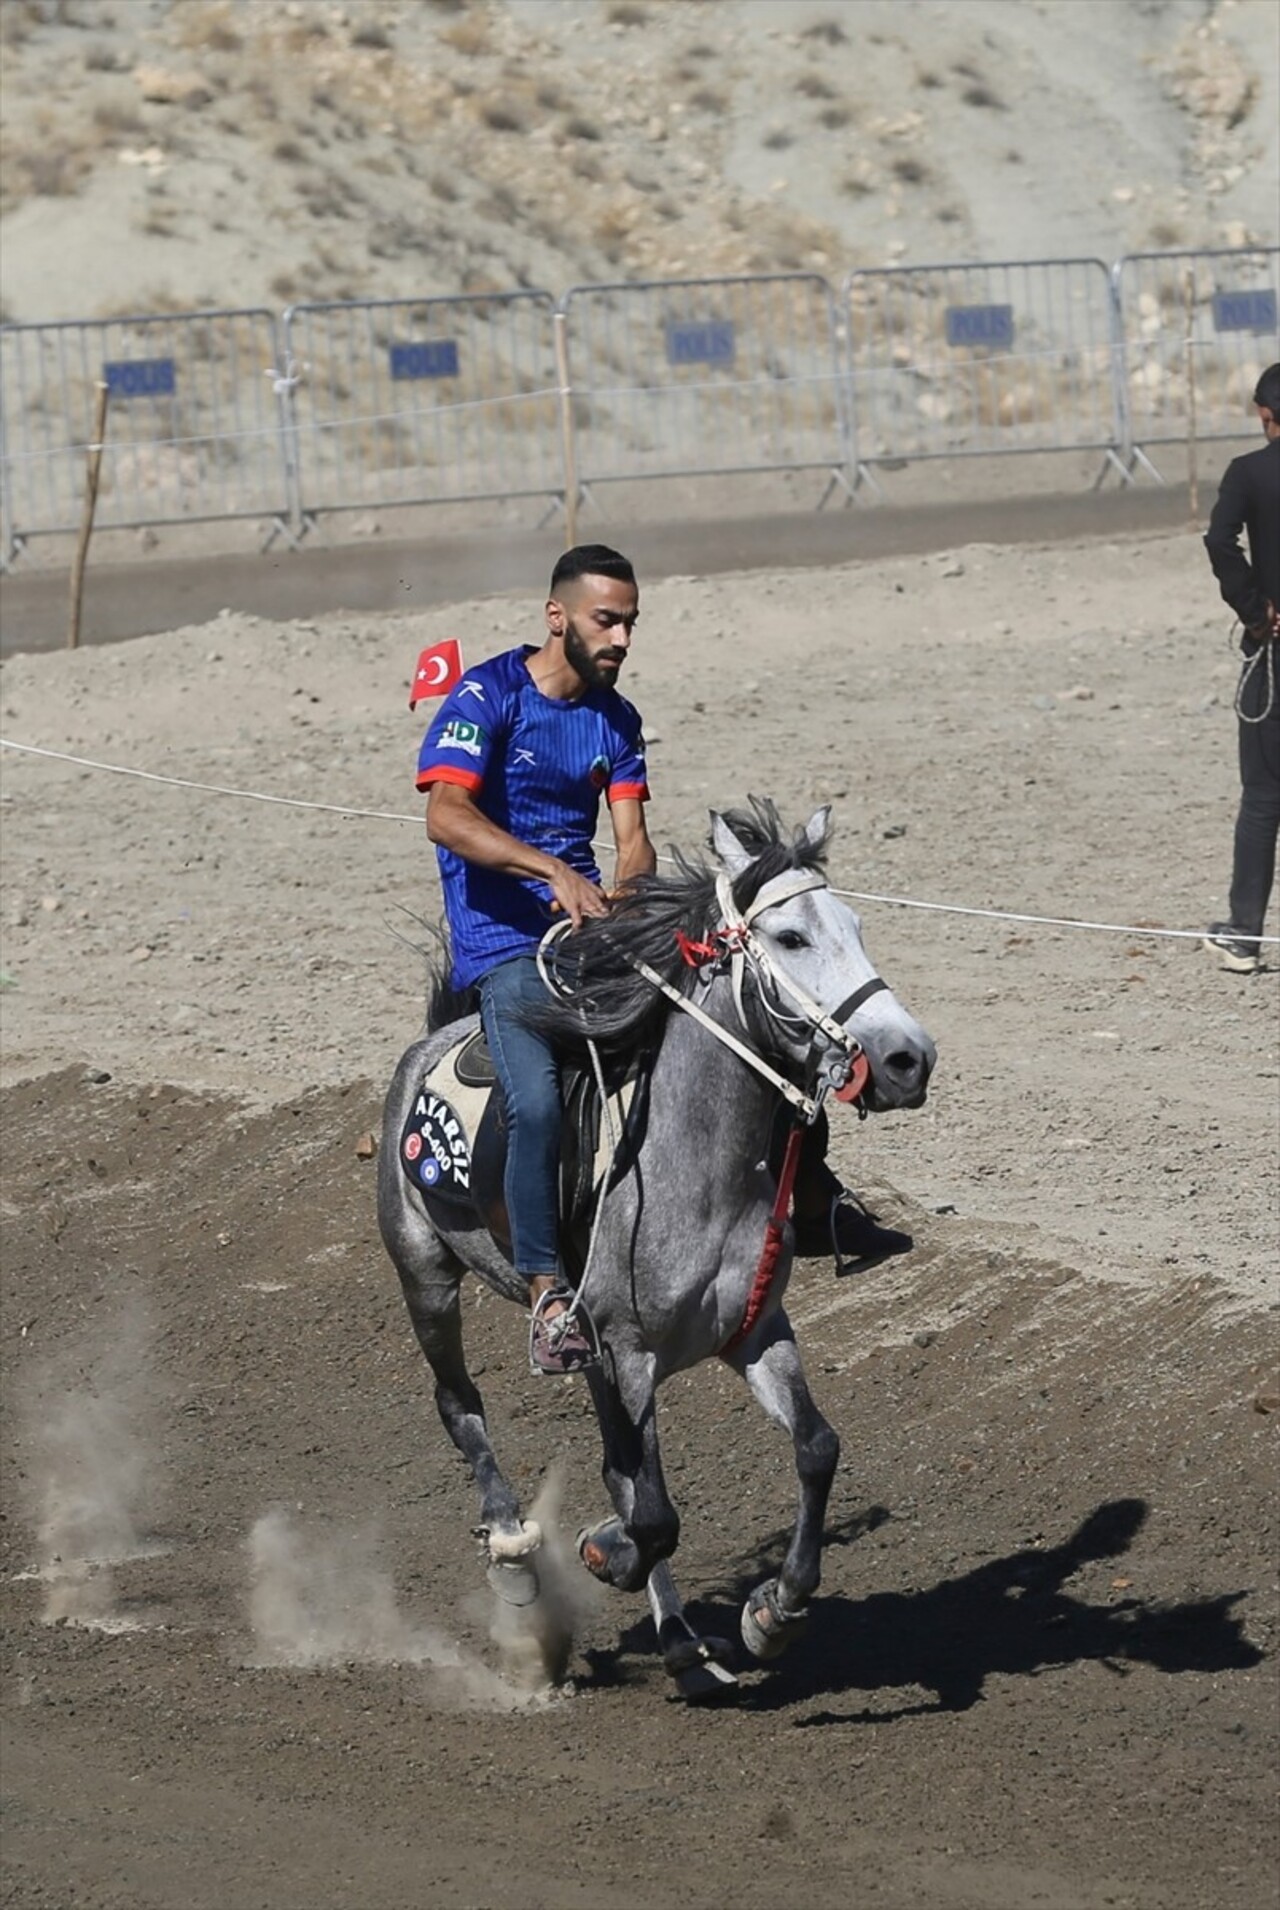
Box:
[2,519,1277,1909]
[1,1072,1275,1910]
[0,485,1196,655]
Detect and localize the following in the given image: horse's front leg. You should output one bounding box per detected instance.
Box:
[724,1310,840,1660]
[646,1560,738,1698]
[577,1347,678,1595]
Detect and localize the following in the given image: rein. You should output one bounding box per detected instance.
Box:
[537,865,888,1354]
[704,867,882,1117]
[538,866,883,1123]
[719,1119,806,1358]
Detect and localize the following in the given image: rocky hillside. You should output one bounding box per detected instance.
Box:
[0,0,1276,326]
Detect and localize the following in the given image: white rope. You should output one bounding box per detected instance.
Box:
[826,886,1276,944]
[1,385,566,468]
[0,739,418,823]
[2,735,1277,946]
[1235,636,1276,726]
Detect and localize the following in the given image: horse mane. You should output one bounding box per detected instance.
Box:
[416,797,831,1048]
[535,796,832,1055]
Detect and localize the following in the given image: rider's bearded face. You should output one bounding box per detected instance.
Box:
[556,576,639,689]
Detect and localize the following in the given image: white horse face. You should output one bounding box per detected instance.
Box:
[711,808,936,1112]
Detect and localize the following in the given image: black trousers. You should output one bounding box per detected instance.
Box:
[1229,651,1280,940]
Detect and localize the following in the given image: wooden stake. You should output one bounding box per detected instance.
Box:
[1183,268,1199,524]
[68,380,109,650]
[553,311,578,550]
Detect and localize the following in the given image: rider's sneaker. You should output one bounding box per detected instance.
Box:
[529,1288,599,1376]
[793,1193,913,1270]
[1202,923,1260,974]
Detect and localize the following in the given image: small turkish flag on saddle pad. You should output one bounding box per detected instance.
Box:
[409,638,464,708]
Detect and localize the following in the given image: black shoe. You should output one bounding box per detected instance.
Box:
[793,1194,913,1272]
[1202,923,1260,974]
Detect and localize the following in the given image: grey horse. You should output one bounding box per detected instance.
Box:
[378,800,936,1697]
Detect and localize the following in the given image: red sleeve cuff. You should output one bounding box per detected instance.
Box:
[416,765,483,793]
[607,782,650,805]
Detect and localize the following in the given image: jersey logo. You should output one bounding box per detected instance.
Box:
[513,748,536,766]
[458,681,486,703]
[440,717,486,757]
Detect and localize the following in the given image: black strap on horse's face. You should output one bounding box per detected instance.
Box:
[828,977,889,1026]
[803,976,887,1109]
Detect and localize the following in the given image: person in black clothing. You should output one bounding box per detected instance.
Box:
[1202,362,1280,973]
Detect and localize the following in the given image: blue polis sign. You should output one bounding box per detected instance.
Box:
[944,304,1015,350]
[665,320,736,366]
[389,340,460,380]
[1211,289,1277,334]
[103,358,176,398]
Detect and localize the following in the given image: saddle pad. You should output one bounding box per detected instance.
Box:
[397,1030,493,1205]
[399,1024,638,1209]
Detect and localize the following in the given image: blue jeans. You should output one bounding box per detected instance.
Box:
[478,955,562,1280]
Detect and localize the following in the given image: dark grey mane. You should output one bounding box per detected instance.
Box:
[535,797,832,1055]
[421,798,832,1047]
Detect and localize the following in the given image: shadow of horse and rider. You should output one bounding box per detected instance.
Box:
[585,1497,1262,1714]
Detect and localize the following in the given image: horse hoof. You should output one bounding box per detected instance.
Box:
[486,1557,541,1607]
[741,1579,809,1662]
[663,1635,739,1700]
[577,1516,627,1581]
[483,1520,542,1606]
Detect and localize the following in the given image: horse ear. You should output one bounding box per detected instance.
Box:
[802,806,832,855]
[709,810,753,876]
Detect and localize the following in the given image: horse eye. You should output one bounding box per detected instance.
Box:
[776,929,809,951]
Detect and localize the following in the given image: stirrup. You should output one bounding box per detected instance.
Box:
[528,1284,601,1376]
[826,1190,912,1279]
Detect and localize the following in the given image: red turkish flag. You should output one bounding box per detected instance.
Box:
[408,638,464,708]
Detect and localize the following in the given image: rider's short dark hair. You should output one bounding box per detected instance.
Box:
[550,544,636,594]
[1252,363,1280,413]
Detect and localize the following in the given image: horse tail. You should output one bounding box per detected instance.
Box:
[395,911,477,1033]
[427,960,477,1033]
[424,926,479,1032]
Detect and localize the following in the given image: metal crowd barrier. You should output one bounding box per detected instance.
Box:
[1111,247,1280,479]
[0,308,292,565]
[840,257,1126,489]
[279,292,562,538]
[2,252,1278,567]
[559,273,853,504]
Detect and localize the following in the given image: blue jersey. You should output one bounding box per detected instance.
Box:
[416,645,649,988]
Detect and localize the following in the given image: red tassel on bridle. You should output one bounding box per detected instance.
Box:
[673,928,724,968]
[720,1119,807,1358]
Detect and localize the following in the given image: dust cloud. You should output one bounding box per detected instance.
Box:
[247,1472,604,1704]
[247,1507,537,1710]
[20,1297,164,1627]
[485,1473,606,1690]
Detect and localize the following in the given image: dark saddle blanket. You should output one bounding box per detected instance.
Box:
[398,1024,646,1269]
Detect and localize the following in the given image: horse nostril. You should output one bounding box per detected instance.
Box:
[886,1050,921,1078]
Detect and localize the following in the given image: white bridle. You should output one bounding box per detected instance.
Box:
[538,867,882,1123]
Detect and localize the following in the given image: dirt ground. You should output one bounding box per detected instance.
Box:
[1,519,1278,1909]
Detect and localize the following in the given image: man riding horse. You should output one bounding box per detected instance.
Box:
[413,544,910,1375]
